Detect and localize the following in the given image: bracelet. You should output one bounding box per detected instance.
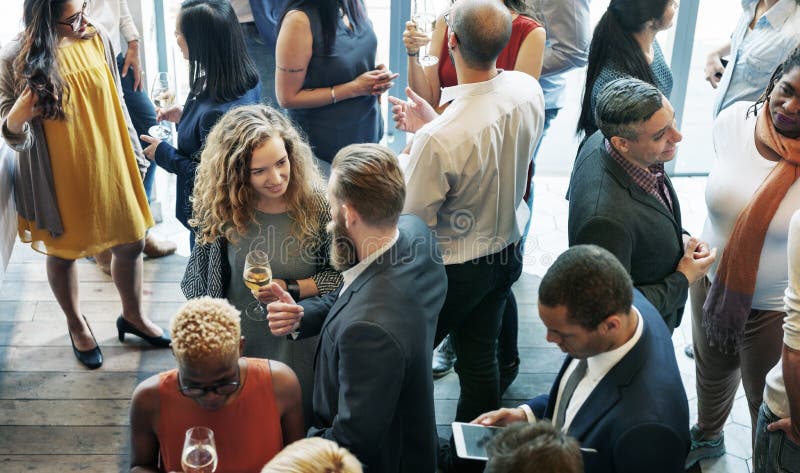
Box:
[330,86,337,105]
[285,279,301,301]
[407,50,419,57]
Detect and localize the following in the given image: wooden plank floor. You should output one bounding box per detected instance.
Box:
[0,240,558,472]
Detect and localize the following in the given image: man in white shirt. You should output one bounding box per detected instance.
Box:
[390,0,544,429]
[474,245,690,473]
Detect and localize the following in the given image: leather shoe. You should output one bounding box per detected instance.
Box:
[116,315,171,348]
[69,316,103,369]
[143,234,177,258]
[432,335,456,378]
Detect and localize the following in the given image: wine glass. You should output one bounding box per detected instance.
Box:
[148,72,176,140]
[243,249,272,321]
[413,0,438,67]
[181,426,218,473]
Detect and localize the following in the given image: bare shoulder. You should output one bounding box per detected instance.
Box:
[131,373,161,414]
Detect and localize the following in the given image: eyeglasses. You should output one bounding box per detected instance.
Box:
[58,1,87,32]
[178,366,241,398]
[443,12,459,43]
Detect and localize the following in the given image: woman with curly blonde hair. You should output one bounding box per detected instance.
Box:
[182,104,342,420]
[261,438,362,473]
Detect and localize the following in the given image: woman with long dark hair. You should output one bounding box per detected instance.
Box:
[0,0,170,369]
[140,0,260,242]
[275,0,397,170]
[576,0,677,137]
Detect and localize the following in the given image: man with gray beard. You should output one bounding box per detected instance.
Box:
[266,143,447,473]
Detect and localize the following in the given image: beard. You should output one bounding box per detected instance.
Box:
[327,214,359,272]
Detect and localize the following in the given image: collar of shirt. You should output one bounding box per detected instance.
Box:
[743,0,797,30]
[605,139,665,192]
[584,307,644,383]
[439,70,505,108]
[339,229,400,294]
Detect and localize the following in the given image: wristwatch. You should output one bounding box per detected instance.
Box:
[285,279,301,301]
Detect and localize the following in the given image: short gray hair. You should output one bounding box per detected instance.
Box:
[451,0,512,70]
[594,77,664,141]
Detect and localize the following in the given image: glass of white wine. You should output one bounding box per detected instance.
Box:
[243,249,272,321]
[148,72,175,140]
[413,0,438,67]
[181,426,218,473]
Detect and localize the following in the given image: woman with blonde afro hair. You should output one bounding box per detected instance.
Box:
[129,297,304,472]
[261,437,363,473]
[181,104,342,425]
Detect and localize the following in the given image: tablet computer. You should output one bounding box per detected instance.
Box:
[452,422,504,461]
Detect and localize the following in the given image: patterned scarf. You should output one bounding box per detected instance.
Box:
[702,99,800,353]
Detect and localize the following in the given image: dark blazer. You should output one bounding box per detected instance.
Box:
[296,215,447,473]
[567,131,689,330]
[154,84,261,229]
[528,290,690,473]
[248,0,289,51]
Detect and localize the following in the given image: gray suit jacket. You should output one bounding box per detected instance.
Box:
[297,215,447,473]
[567,131,689,330]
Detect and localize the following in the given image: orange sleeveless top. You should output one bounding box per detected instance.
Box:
[157,358,283,472]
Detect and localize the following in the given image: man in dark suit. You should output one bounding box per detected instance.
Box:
[266,144,447,473]
[567,77,715,331]
[475,245,690,473]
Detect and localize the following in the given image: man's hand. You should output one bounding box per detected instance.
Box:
[676,237,717,285]
[471,407,528,427]
[388,86,438,133]
[767,417,800,445]
[122,40,143,91]
[266,282,304,336]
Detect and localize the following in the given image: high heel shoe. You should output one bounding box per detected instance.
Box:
[69,315,103,369]
[116,315,171,348]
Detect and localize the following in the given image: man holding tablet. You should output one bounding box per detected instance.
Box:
[473,245,690,473]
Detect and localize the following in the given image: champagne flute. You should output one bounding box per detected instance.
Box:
[181,426,218,473]
[148,72,176,140]
[243,249,272,321]
[413,0,438,67]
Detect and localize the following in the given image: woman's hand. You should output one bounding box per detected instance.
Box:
[255,279,287,305]
[350,64,399,97]
[704,52,726,89]
[403,21,430,55]
[139,134,162,160]
[156,105,182,123]
[7,87,41,133]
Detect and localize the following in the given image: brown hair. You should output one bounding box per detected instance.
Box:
[330,143,405,228]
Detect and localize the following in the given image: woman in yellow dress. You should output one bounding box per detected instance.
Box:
[0,0,170,369]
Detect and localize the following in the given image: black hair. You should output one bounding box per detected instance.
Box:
[576,0,672,137]
[282,0,367,56]
[538,245,633,330]
[486,422,583,473]
[595,77,664,140]
[179,0,259,103]
[748,46,800,119]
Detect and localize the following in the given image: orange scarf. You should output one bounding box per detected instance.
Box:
[702,100,800,353]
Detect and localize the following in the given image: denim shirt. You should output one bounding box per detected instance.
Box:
[713,0,800,117]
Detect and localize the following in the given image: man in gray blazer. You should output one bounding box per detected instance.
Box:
[267,144,447,473]
[567,78,715,331]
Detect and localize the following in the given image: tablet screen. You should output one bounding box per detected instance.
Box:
[452,422,503,460]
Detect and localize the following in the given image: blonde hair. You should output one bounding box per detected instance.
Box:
[191,104,325,246]
[170,297,241,364]
[261,438,362,473]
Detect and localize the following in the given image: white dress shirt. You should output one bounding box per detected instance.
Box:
[401,70,544,265]
[521,308,644,431]
[339,230,399,294]
[87,0,140,54]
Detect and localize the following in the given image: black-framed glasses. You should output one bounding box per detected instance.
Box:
[443,11,459,43]
[58,1,87,32]
[178,366,241,398]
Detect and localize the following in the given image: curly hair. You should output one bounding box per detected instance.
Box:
[260,438,362,473]
[171,297,241,364]
[190,104,325,246]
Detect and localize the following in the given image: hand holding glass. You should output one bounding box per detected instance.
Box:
[181,426,218,473]
[148,72,175,140]
[243,250,272,321]
[413,0,438,66]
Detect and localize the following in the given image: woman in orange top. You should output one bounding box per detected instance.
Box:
[129,297,304,473]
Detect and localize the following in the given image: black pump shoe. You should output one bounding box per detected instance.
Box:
[116,315,171,348]
[69,316,103,369]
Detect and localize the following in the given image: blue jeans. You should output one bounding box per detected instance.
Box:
[117,54,158,201]
[241,22,279,109]
[754,402,800,473]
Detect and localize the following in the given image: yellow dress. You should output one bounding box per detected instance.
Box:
[18,33,153,259]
